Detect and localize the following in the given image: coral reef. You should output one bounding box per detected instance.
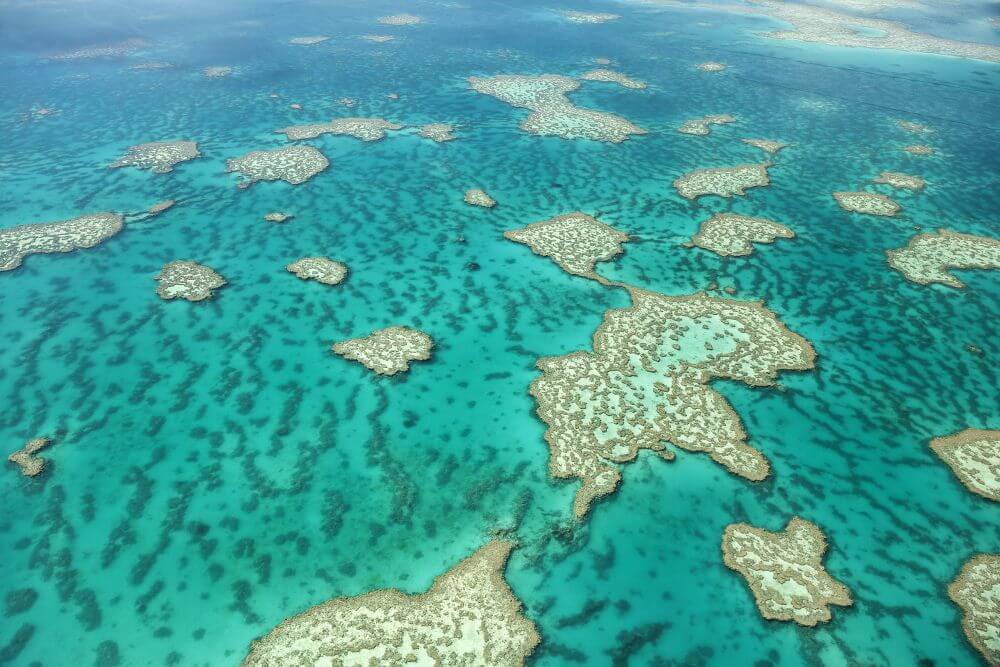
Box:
[286,258,348,286]
[418,124,457,142]
[148,200,175,216]
[504,212,628,284]
[678,114,735,136]
[155,261,226,301]
[203,66,232,77]
[289,36,330,45]
[468,74,645,143]
[110,140,200,173]
[277,118,402,141]
[464,189,496,208]
[742,138,788,154]
[688,213,794,256]
[930,429,999,502]
[264,212,293,223]
[873,171,925,191]
[832,191,900,216]
[897,119,931,133]
[722,518,853,626]
[529,285,815,517]
[242,541,539,666]
[378,14,423,25]
[903,144,934,155]
[697,61,727,72]
[562,11,620,23]
[226,146,329,188]
[579,69,646,89]
[886,230,1000,289]
[673,164,771,200]
[947,554,1000,664]
[332,326,434,376]
[7,438,53,477]
[0,213,123,272]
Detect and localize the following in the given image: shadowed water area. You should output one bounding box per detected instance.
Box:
[1,0,998,665]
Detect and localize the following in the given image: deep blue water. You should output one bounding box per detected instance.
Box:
[1,1,998,665]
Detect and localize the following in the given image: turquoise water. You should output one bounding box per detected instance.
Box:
[1,0,998,665]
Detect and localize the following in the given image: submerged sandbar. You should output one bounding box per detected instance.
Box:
[722,518,853,626]
[243,541,539,666]
[468,74,645,143]
[0,212,124,272]
[886,229,1000,288]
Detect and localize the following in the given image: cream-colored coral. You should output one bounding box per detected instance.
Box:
[930,429,1000,502]
[832,191,900,216]
[673,164,771,200]
[155,261,226,302]
[243,541,539,666]
[468,74,645,143]
[741,138,788,154]
[689,213,794,257]
[504,212,628,285]
[464,189,496,208]
[722,518,852,626]
[0,213,124,272]
[286,257,348,286]
[579,69,646,89]
[226,146,329,188]
[886,230,1000,288]
[530,286,815,517]
[7,438,53,477]
[947,554,1000,664]
[278,118,402,141]
[678,114,735,136]
[697,61,727,72]
[110,140,200,173]
[873,171,925,191]
[332,326,433,376]
[418,124,457,142]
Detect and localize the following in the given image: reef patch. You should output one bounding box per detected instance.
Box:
[873,171,925,191]
[332,326,434,376]
[688,213,794,256]
[673,164,771,200]
[580,69,646,89]
[930,429,999,502]
[464,189,497,208]
[278,117,402,141]
[110,140,200,173]
[286,258,348,286]
[504,212,628,284]
[0,212,123,272]
[678,114,735,136]
[8,438,53,477]
[886,230,1000,288]
[155,261,226,301]
[833,191,900,216]
[722,517,853,626]
[226,146,329,188]
[742,138,788,154]
[947,554,1000,664]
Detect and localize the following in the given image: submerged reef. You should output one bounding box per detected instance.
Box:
[286,257,348,286]
[468,74,646,143]
[562,10,620,23]
[277,117,402,141]
[226,146,329,188]
[110,140,200,173]
[678,114,735,136]
[289,36,330,45]
[504,212,628,285]
[332,326,434,376]
[242,541,538,666]
[48,38,146,60]
[0,212,123,272]
[697,61,727,72]
[832,191,900,216]
[948,554,1000,664]
[464,189,497,208]
[361,34,395,43]
[579,69,646,89]
[904,144,935,156]
[7,438,53,477]
[148,200,175,216]
[155,261,226,302]
[873,171,925,191]
[202,66,232,77]
[530,285,815,517]
[930,429,1000,502]
[688,213,794,257]
[886,230,1000,289]
[897,119,931,133]
[264,212,293,223]
[742,138,788,154]
[673,164,771,200]
[378,14,424,25]
[722,518,853,626]
[747,1,1000,62]
[418,124,457,142]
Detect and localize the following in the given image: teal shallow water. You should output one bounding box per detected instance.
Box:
[1,1,998,665]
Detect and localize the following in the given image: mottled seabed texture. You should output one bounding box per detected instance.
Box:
[1,0,998,666]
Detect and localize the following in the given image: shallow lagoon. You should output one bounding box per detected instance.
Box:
[1,0,998,665]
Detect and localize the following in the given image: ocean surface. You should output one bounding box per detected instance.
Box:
[1,0,998,665]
